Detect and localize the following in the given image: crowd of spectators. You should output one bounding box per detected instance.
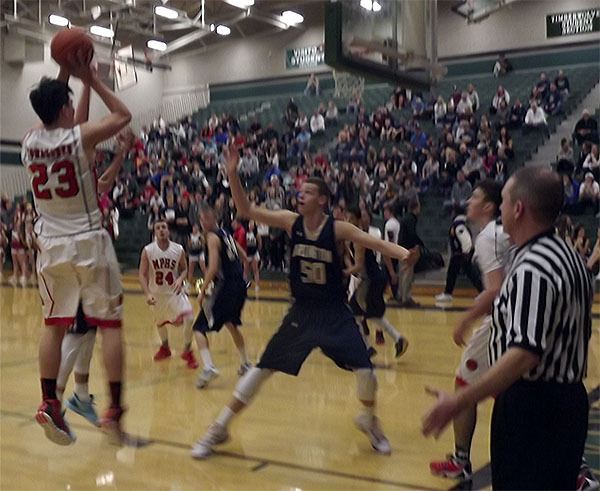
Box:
[3,66,597,285]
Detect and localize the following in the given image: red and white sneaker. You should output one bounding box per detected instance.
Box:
[35,399,76,446]
[181,350,199,369]
[153,345,171,361]
[430,454,472,480]
[375,330,385,345]
[100,406,126,445]
[577,464,600,491]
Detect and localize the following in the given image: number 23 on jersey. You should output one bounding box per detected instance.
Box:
[29,159,80,199]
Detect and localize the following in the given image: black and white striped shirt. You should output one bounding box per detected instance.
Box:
[490,230,593,383]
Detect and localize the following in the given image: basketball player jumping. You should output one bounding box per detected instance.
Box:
[23,54,130,445]
[191,143,413,459]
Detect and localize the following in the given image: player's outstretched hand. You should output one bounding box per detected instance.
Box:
[452,320,470,347]
[146,294,156,306]
[422,387,459,439]
[224,141,240,176]
[67,49,94,84]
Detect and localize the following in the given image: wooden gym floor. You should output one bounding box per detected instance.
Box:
[1,276,598,490]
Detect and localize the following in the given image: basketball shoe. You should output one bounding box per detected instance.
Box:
[394,337,409,358]
[196,366,219,389]
[354,414,391,455]
[181,350,199,369]
[153,345,171,361]
[35,399,76,445]
[100,406,126,445]
[191,422,229,459]
[66,393,100,427]
[430,454,473,480]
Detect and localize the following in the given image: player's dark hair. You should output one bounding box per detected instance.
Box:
[475,179,503,218]
[29,77,72,125]
[347,206,362,222]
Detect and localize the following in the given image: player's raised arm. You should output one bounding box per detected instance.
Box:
[335,220,410,262]
[224,142,296,235]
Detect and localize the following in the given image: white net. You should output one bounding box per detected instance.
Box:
[333,70,365,101]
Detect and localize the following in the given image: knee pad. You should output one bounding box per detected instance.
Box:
[233,367,272,405]
[356,368,377,401]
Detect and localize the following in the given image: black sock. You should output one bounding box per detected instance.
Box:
[109,382,122,408]
[41,378,57,400]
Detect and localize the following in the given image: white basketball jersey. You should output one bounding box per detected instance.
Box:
[21,126,101,238]
[145,240,184,295]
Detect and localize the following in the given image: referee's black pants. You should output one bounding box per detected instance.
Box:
[491,379,588,490]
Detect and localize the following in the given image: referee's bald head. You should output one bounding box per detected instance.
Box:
[507,167,563,226]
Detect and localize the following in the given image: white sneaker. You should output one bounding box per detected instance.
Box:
[435,293,453,303]
[196,366,219,389]
[19,276,27,288]
[354,414,391,455]
[191,422,229,459]
[8,275,17,286]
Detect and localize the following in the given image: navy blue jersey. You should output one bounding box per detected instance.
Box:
[207,228,244,284]
[289,215,345,303]
[364,247,385,281]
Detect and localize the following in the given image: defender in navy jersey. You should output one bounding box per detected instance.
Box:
[346,208,409,359]
[193,205,251,389]
[192,143,412,460]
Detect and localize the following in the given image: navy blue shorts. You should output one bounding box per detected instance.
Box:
[349,276,386,319]
[257,302,372,375]
[193,280,246,333]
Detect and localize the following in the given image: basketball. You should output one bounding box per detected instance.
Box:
[50,28,94,67]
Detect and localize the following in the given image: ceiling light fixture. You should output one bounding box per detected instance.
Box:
[360,0,381,12]
[90,25,114,38]
[48,14,70,27]
[216,24,231,35]
[224,0,254,8]
[154,5,178,19]
[281,10,303,25]
[147,39,167,51]
[90,5,102,20]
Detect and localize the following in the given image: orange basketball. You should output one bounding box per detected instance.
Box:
[50,28,94,67]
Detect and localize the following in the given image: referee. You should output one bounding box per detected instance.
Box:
[423,167,593,490]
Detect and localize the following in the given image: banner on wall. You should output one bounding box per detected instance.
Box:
[546,8,600,38]
[285,44,325,70]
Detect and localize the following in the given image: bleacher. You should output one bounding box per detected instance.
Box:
[113,60,599,269]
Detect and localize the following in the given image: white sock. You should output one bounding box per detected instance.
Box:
[157,326,169,345]
[74,381,91,402]
[215,407,235,428]
[370,317,401,343]
[199,348,214,369]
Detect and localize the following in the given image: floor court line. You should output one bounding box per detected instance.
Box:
[0,408,454,490]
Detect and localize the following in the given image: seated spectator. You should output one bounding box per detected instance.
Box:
[535,72,550,101]
[496,126,514,160]
[574,109,599,145]
[304,73,320,96]
[557,137,574,163]
[239,147,260,188]
[490,85,510,114]
[544,83,563,116]
[456,92,472,115]
[482,147,497,176]
[466,83,480,112]
[477,117,493,152]
[310,111,325,136]
[455,119,474,146]
[380,117,397,141]
[410,123,428,152]
[554,69,570,101]
[493,53,512,77]
[421,151,440,192]
[443,170,472,213]
[573,224,591,258]
[347,92,361,114]
[583,144,600,181]
[411,93,425,118]
[523,100,548,133]
[494,98,510,129]
[579,172,600,215]
[563,174,580,214]
[434,95,447,126]
[325,100,338,126]
[508,98,526,128]
[295,112,309,133]
[462,147,484,185]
